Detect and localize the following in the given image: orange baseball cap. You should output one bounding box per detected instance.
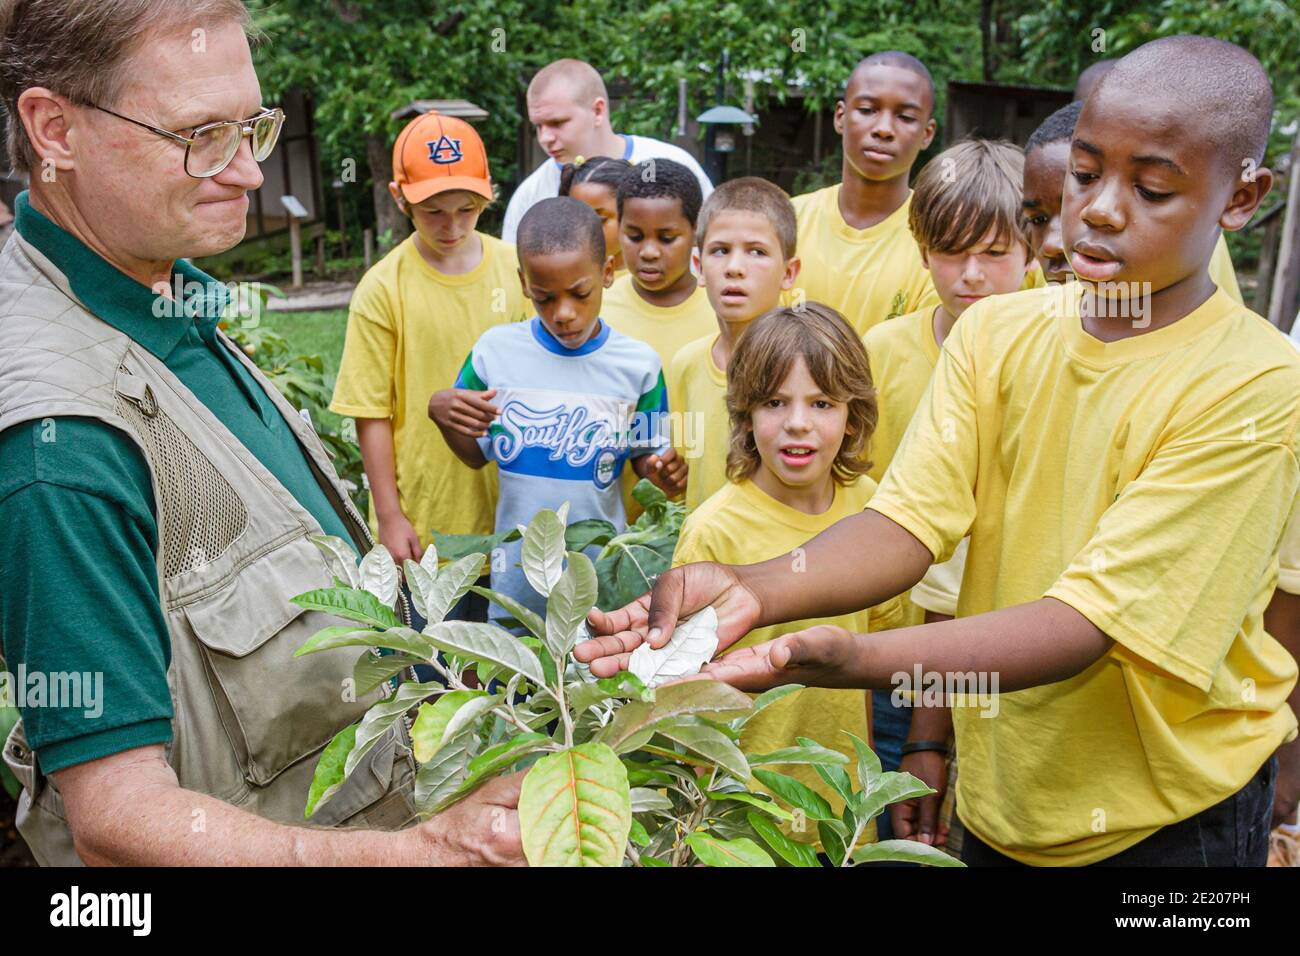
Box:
[391,112,493,205]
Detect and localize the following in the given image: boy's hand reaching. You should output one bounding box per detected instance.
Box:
[378,510,424,566]
[428,387,500,438]
[634,448,688,497]
[698,624,864,692]
[576,561,762,676]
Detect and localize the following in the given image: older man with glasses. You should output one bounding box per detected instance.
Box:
[0,0,524,866]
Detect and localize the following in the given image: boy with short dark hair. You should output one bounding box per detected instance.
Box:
[791,52,939,336]
[585,35,1299,867]
[429,197,684,619]
[668,178,801,511]
[603,158,714,373]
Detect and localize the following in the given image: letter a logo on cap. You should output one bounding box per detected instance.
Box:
[428,135,464,165]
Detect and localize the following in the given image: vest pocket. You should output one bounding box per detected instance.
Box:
[180,542,389,790]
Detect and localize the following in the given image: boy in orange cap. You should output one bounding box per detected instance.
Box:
[331,112,528,624]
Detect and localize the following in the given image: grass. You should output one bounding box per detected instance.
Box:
[258,308,350,378]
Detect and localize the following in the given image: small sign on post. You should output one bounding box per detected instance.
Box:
[280,194,309,289]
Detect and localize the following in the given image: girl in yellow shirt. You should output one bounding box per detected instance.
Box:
[674,302,903,841]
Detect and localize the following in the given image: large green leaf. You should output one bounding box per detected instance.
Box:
[819,819,848,865]
[410,690,486,762]
[748,742,849,767]
[431,528,519,562]
[467,732,552,776]
[655,719,750,780]
[733,684,804,729]
[308,534,360,589]
[295,624,433,659]
[628,787,675,814]
[304,723,357,818]
[705,790,794,821]
[565,518,617,552]
[414,730,474,814]
[423,553,486,624]
[521,509,566,598]
[752,769,835,821]
[291,587,399,629]
[685,833,774,868]
[422,620,547,686]
[851,840,965,867]
[600,680,753,752]
[402,559,436,622]
[359,545,399,605]
[747,812,821,867]
[353,649,422,695]
[845,731,883,795]
[345,681,441,777]
[545,552,598,660]
[518,742,632,867]
[854,771,936,823]
[469,585,545,641]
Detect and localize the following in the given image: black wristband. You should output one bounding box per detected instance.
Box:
[900,740,949,757]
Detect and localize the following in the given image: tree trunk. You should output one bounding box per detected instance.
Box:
[366,133,410,252]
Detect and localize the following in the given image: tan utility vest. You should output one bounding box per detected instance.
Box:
[0,232,416,865]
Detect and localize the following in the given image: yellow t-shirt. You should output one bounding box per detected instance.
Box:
[673,477,904,841]
[668,333,730,513]
[602,273,717,377]
[868,284,1300,865]
[791,185,940,336]
[1210,233,1242,304]
[330,233,530,547]
[862,306,959,621]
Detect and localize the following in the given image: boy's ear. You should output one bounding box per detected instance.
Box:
[517,266,534,302]
[919,246,931,271]
[781,255,802,290]
[602,255,615,288]
[1220,165,1273,233]
[691,247,703,283]
[920,116,937,152]
[388,182,410,216]
[833,100,846,136]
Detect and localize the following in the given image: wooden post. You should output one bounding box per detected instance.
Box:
[288,216,303,289]
[280,194,310,290]
[1254,214,1281,317]
[1268,131,1300,332]
[363,229,374,270]
[315,233,326,277]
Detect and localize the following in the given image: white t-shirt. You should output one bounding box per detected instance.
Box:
[501,134,713,245]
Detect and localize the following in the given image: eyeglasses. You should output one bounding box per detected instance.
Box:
[92,105,285,178]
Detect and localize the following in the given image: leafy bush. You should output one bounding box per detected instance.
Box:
[431,479,684,612]
[292,504,962,867]
[219,288,368,514]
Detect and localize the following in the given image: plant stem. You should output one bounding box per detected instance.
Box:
[671,800,708,868]
[553,657,574,748]
[425,654,535,735]
[841,820,867,868]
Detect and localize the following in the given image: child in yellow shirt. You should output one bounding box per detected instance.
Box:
[331,112,527,575]
[862,138,1034,851]
[669,178,800,512]
[791,51,939,336]
[602,158,714,374]
[584,36,1298,867]
[674,302,902,841]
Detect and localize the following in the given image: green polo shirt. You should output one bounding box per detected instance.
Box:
[0,191,352,774]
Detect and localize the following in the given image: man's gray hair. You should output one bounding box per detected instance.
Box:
[0,0,253,174]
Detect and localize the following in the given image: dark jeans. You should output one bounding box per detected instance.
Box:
[870,688,911,841]
[960,756,1278,867]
